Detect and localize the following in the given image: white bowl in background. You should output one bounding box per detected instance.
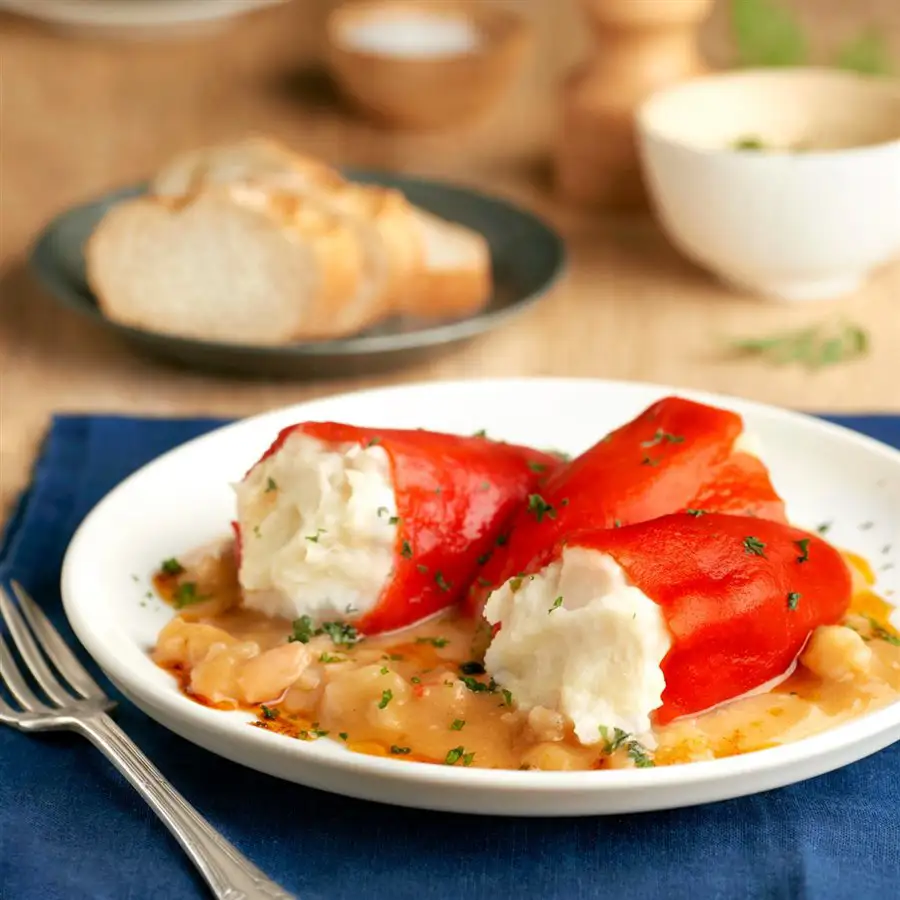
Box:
[636,68,900,303]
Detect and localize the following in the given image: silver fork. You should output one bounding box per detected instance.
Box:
[0,581,296,900]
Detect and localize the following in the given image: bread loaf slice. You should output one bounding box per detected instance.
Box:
[406,208,492,319]
[152,135,344,198]
[85,186,363,345]
[152,136,425,331]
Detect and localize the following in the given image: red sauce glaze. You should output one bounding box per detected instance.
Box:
[465,397,787,616]
[239,422,560,634]
[562,514,852,723]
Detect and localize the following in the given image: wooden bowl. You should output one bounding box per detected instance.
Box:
[325,0,532,130]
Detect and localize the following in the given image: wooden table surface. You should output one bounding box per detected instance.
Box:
[2,0,899,520]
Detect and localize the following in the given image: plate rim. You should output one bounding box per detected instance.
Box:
[28,176,566,358]
[59,377,900,803]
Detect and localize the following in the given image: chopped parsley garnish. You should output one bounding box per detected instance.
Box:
[411,676,421,684]
[549,596,564,613]
[261,705,279,720]
[787,592,801,611]
[305,528,326,542]
[445,746,465,765]
[366,437,382,447]
[450,719,466,731]
[320,652,345,664]
[528,461,548,473]
[501,689,513,707]
[265,477,277,493]
[253,525,261,538]
[380,666,389,675]
[416,564,429,574]
[743,536,766,557]
[390,745,411,755]
[289,616,316,643]
[383,653,404,661]
[378,690,393,709]
[599,726,654,767]
[641,430,685,448]
[733,135,765,151]
[460,675,496,694]
[161,558,184,576]
[509,575,524,593]
[389,516,400,526]
[401,540,413,559]
[476,576,492,588]
[496,534,509,547]
[795,538,811,563]
[816,522,832,535]
[320,621,359,647]
[339,732,349,741]
[473,429,487,438]
[289,617,359,647]
[866,617,900,646]
[463,752,475,766]
[598,725,629,753]
[173,582,206,608]
[477,552,492,566]
[416,636,449,648]
[459,661,485,675]
[613,519,622,528]
[377,506,390,518]
[686,509,706,517]
[641,456,660,467]
[627,741,655,768]
[434,572,451,592]
[526,494,556,522]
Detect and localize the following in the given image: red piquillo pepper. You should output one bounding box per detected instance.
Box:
[239,422,560,634]
[465,396,786,616]
[509,513,852,723]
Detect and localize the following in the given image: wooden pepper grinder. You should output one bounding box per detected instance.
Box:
[555,0,714,209]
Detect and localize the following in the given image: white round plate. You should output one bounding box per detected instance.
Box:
[0,0,285,39]
[61,378,900,817]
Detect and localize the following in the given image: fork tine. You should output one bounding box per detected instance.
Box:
[0,634,49,712]
[0,585,72,706]
[11,582,103,700]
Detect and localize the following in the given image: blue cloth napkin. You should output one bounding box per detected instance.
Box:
[2,413,900,900]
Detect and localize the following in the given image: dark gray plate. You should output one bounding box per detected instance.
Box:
[29,171,565,378]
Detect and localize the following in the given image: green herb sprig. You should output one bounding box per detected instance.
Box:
[727,322,869,371]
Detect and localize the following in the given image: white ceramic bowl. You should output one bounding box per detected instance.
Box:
[637,68,900,303]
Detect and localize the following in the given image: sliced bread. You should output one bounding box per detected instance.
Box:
[85,185,363,345]
[152,136,425,332]
[151,135,344,198]
[406,208,492,319]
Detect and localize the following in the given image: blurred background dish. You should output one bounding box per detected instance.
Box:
[28,172,565,378]
[637,68,900,303]
[0,0,286,39]
[325,0,532,130]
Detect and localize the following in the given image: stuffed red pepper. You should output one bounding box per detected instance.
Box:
[466,396,787,616]
[234,422,559,634]
[483,513,851,743]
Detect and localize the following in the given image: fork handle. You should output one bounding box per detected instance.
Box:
[76,713,297,900]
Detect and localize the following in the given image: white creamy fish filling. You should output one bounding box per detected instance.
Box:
[483,547,672,744]
[234,433,397,622]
